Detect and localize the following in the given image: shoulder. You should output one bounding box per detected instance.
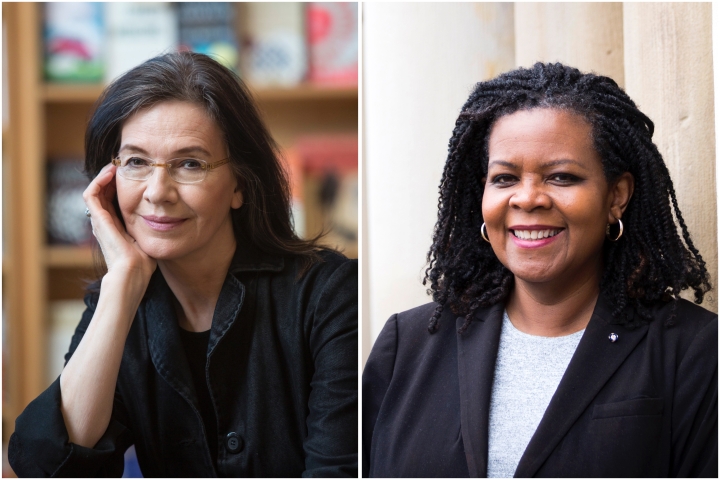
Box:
[283,249,357,295]
[307,249,357,278]
[370,302,459,367]
[646,298,717,350]
[285,248,355,276]
[636,299,718,374]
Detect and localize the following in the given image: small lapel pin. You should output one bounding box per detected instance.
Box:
[608,333,619,343]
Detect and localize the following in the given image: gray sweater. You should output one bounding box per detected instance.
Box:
[487,311,584,478]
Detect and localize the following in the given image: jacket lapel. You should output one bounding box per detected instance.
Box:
[514,294,649,477]
[457,303,505,478]
[144,270,197,403]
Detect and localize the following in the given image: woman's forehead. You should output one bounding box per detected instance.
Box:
[488,109,596,160]
[120,101,225,157]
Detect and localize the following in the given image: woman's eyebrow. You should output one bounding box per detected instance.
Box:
[487,159,589,170]
[487,160,517,169]
[118,144,149,154]
[542,159,590,170]
[173,146,213,157]
[117,144,213,157]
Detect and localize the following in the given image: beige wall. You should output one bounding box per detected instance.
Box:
[623,3,718,311]
[515,3,625,86]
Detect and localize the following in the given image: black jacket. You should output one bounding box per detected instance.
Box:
[363,295,717,477]
[10,244,358,477]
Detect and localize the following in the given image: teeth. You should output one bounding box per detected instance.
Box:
[512,229,560,240]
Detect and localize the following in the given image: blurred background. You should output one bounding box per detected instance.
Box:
[363,3,717,363]
[2,2,357,476]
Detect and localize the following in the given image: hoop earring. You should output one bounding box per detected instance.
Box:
[481,222,490,243]
[606,218,624,241]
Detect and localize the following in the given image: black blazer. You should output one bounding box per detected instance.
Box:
[10,244,358,477]
[363,294,717,477]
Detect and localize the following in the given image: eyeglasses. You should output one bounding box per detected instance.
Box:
[112,155,230,184]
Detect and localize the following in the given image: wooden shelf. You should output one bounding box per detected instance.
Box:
[43,84,105,103]
[250,84,358,102]
[43,82,357,103]
[45,245,94,268]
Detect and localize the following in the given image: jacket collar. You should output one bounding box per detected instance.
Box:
[456,293,649,478]
[228,235,284,274]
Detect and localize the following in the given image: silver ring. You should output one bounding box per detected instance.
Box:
[85,208,91,218]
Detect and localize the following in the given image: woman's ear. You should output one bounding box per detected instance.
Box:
[608,172,634,222]
[232,182,243,209]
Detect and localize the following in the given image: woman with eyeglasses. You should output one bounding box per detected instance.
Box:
[9,52,358,477]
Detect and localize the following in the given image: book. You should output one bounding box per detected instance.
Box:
[123,445,143,478]
[47,300,86,386]
[243,3,307,86]
[46,159,92,246]
[283,148,306,238]
[178,2,239,71]
[105,2,178,82]
[307,3,358,85]
[293,135,358,256]
[44,2,104,82]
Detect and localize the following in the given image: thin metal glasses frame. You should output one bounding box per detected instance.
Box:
[111,156,230,184]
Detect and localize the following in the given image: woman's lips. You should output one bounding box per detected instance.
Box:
[141,215,187,231]
[508,225,564,249]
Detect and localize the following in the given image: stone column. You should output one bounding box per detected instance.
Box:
[514,3,624,86]
[624,3,717,312]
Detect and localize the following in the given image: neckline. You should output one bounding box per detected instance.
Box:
[502,310,586,340]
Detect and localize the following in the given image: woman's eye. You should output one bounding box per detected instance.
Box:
[126,157,149,167]
[177,159,203,169]
[490,174,517,185]
[548,173,581,184]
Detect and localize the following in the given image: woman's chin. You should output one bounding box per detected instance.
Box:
[134,239,189,262]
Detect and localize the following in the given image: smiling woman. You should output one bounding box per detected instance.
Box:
[363,63,717,477]
[483,108,634,336]
[9,52,358,477]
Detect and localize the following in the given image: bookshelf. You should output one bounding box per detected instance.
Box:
[2,2,358,463]
[44,83,358,103]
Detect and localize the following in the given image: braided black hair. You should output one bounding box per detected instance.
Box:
[424,62,711,333]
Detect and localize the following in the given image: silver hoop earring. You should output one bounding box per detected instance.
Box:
[481,222,490,243]
[606,218,624,241]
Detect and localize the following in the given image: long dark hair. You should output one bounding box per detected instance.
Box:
[84,51,324,277]
[425,62,711,333]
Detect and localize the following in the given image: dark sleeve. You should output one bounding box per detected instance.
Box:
[361,314,398,478]
[302,260,358,478]
[671,318,718,477]
[8,293,134,477]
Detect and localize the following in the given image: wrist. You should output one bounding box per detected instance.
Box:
[100,267,152,310]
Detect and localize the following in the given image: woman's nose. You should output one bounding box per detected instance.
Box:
[508,179,552,211]
[143,166,179,204]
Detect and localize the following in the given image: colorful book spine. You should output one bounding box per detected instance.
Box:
[178,2,238,71]
[307,3,358,85]
[243,3,307,86]
[44,2,104,82]
[104,2,178,82]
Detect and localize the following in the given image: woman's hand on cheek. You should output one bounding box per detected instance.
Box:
[83,164,157,283]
